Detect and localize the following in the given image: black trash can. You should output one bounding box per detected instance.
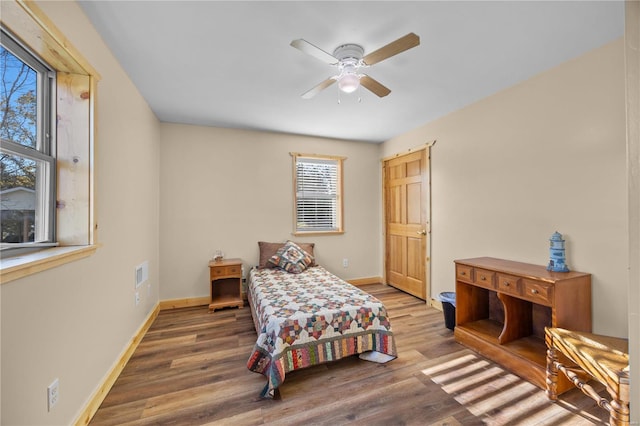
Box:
[438,292,456,330]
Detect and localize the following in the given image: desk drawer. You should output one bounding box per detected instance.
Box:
[473,268,495,289]
[456,265,473,282]
[523,279,553,306]
[497,273,521,296]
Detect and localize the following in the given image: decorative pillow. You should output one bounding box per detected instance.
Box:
[258,242,284,269]
[258,241,315,268]
[267,241,314,274]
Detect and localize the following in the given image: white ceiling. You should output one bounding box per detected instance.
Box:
[78,1,624,143]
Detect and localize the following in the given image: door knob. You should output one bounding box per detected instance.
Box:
[417,230,427,235]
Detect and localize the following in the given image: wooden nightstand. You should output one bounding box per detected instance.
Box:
[208,258,243,312]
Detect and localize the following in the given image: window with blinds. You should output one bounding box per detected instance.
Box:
[292,154,344,234]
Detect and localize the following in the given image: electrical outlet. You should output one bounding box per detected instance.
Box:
[343,258,349,268]
[135,291,140,306]
[47,378,59,411]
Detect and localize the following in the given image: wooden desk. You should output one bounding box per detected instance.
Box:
[208,258,243,312]
[453,257,591,393]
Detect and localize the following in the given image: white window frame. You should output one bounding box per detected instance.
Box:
[291,152,345,235]
[1,27,57,249]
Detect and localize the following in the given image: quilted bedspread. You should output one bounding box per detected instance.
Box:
[246,266,396,398]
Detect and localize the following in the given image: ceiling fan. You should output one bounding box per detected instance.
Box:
[290,32,420,99]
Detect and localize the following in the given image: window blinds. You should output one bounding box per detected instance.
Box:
[295,157,339,232]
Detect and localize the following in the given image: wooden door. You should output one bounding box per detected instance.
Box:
[384,149,429,300]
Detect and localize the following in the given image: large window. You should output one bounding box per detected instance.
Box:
[1,0,99,283]
[292,153,344,234]
[1,29,56,247]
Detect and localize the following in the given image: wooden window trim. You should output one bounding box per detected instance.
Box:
[0,245,99,283]
[0,0,100,284]
[290,152,345,235]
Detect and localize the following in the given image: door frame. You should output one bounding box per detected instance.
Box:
[381,142,434,303]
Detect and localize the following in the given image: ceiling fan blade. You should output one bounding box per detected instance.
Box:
[301,77,336,99]
[360,75,391,98]
[291,39,338,65]
[362,33,420,66]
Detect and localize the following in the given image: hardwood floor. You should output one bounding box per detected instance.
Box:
[90,284,609,425]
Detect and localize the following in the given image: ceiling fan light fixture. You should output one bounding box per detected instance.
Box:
[338,73,360,93]
[291,34,419,99]
[337,59,361,93]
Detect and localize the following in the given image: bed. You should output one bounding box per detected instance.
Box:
[246,241,397,398]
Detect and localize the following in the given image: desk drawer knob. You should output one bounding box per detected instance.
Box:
[461,272,466,276]
[480,276,486,281]
[531,289,539,295]
[504,282,510,286]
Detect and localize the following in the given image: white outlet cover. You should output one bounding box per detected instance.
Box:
[47,378,59,411]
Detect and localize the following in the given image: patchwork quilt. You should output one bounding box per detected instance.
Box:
[246,266,396,398]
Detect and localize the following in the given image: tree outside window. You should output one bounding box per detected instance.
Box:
[1,31,55,246]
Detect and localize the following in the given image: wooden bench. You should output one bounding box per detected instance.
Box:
[545,327,630,426]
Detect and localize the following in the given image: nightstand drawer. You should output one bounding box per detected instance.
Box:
[224,264,241,276]
[211,265,241,278]
[523,279,553,306]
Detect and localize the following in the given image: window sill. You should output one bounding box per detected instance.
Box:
[292,231,345,236]
[0,245,99,284]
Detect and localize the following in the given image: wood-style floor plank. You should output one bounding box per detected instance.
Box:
[90,284,609,425]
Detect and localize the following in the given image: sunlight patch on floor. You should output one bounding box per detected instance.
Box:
[459,380,534,413]
[439,364,509,394]
[427,357,491,385]
[420,352,479,376]
[420,351,604,425]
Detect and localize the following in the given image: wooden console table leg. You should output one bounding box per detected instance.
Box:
[545,347,559,401]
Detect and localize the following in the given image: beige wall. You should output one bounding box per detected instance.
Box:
[1,1,635,424]
[383,39,628,338]
[159,124,382,301]
[1,2,161,425]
